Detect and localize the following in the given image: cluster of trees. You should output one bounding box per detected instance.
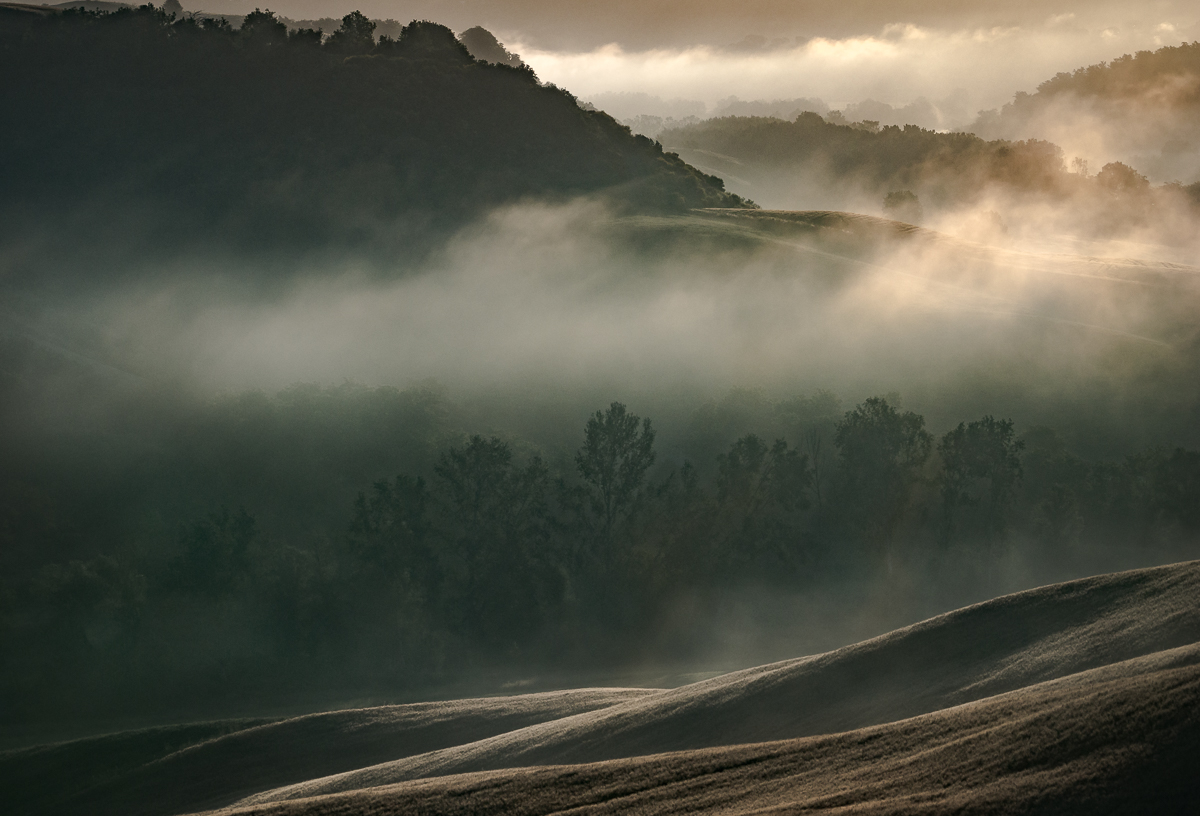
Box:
[0,5,748,282]
[3,385,1198,728]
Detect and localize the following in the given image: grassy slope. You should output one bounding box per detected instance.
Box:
[213,647,1200,815]
[2,690,657,816]
[238,561,1200,802]
[8,561,1199,815]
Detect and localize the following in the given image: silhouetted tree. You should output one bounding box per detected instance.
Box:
[434,435,554,645]
[1096,161,1150,194]
[716,434,811,574]
[346,474,434,586]
[883,189,923,224]
[325,9,375,53]
[834,397,932,561]
[168,507,256,596]
[458,25,523,67]
[391,20,473,61]
[240,8,287,47]
[575,402,656,550]
[1154,448,1200,532]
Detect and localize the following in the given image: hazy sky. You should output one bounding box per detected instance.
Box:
[205,0,1196,50]
[197,0,1199,118]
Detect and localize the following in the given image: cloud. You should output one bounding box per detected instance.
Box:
[54,197,1193,442]
[517,17,1200,126]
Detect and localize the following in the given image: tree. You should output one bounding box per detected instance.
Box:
[937,416,1024,543]
[883,190,923,224]
[391,21,473,61]
[718,435,811,516]
[1096,161,1150,194]
[834,397,932,556]
[240,8,287,47]
[1154,448,1200,532]
[458,26,523,67]
[325,10,375,54]
[575,402,656,547]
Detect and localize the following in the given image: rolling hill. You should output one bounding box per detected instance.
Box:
[4,561,1197,815]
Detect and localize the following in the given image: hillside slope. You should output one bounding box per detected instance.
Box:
[2,689,659,816]
[0,8,748,281]
[217,646,1200,815]
[7,562,1198,815]
[971,41,1200,184]
[236,560,1200,802]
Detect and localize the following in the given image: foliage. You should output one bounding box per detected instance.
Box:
[574,402,657,545]
[2,379,1199,726]
[833,397,933,548]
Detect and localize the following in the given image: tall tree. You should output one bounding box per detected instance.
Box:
[834,397,932,561]
[575,402,656,550]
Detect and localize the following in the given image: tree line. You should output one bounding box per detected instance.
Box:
[4,392,1198,727]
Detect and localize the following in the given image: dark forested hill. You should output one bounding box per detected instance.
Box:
[0,6,748,279]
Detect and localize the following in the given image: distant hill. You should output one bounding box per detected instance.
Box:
[658,112,1199,243]
[0,7,748,281]
[971,41,1200,184]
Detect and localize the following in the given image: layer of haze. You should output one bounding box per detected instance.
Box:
[43,197,1196,455]
[538,17,1200,132]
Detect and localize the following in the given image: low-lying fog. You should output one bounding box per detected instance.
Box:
[22,197,1192,457]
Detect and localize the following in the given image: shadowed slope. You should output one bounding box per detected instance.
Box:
[0,719,276,816]
[243,561,1200,802]
[3,689,658,816]
[213,644,1200,815]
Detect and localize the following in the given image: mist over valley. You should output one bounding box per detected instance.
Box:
[1,2,1199,813]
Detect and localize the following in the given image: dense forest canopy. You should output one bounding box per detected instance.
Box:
[3,367,1199,734]
[0,5,748,282]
